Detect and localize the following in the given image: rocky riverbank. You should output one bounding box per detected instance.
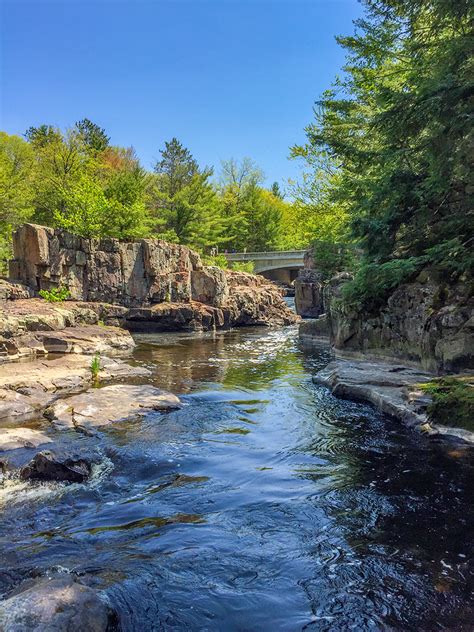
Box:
[314,358,474,444]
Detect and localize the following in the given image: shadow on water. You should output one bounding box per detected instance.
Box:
[0,325,473,630]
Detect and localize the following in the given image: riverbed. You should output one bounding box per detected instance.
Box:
[1,325,473,630]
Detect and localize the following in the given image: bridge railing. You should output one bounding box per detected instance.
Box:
[225,250,307,260]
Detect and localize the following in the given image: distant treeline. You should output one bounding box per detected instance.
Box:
[0,125,324,274]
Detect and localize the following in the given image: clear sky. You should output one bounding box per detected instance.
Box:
[1,0,362,188]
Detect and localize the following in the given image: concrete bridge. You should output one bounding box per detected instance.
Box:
[225,250,306,284]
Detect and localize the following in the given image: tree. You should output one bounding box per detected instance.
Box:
[271,181,284,199]
[53,175,108,238]
[149,138,223,248]
[0,133,36,273]
[154,138,199,197]
[24,125,62,147]
[293,0,474,304]
[218,158,283,251]
[74,118,110,152]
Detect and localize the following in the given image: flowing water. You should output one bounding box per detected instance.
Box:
[1,324,473,630]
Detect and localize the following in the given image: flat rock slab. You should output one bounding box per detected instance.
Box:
[0,428,52,451]
[0,355,150,422]
[49,384,181,428]
[33,324,135,355]
[0,577,117,631]
[314,360,433,427]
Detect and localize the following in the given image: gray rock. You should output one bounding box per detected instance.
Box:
[294,269,324,318]
[0,355,151,422]
[0,428,52,452]
[49,384,181,429]
[314,359,433,427]
[0,577,118,631]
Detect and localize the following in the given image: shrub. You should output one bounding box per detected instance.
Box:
[201,253,229,269]
[231,261,255,274]
[340,257,422,311]
[39,286,71,303]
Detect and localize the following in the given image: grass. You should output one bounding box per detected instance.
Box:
[90,352,101,384]
[419,376,474,431]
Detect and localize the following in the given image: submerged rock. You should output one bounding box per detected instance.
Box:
[20,450,93,483]
[48,384,181,429]
[0,577,118,631]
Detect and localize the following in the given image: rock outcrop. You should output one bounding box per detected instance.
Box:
[314,359,474,443]
[0,298,133,361]
[5,224,297,339]
[294,269,324,317]
[294,250,324,318]
[295,245,473,373]
[325,271,474,374]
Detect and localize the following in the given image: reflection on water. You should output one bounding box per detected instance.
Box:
[0,325,473,630]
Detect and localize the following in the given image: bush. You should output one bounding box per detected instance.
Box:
[231,261,255,274]
[201,253,229,269]
[39,286,71,303]
[341,257,422,311]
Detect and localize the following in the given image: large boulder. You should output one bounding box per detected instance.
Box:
[0,577,118,631]
[294,269,324,318]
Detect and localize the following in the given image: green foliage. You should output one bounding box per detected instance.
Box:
[201,253,229,269]
[74,118,110,152]
[218,158,283,252]
[231,261,255,273]
[293,0,474,305]
[1,123,306,264]
[148,138,224,249]
[312,240,359,279]
[39,285,71,303]
[90,352,101,382]
[0,132,36,274]
[341,258,422,310]
[419,377,474,431]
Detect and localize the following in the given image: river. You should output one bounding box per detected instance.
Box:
[1,324,473,630]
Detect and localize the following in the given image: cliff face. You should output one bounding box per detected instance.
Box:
[326,271,473,374]
[4,225,297,349]
[295,248,473,373]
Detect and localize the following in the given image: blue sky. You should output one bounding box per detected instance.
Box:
[1,0,362,188]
